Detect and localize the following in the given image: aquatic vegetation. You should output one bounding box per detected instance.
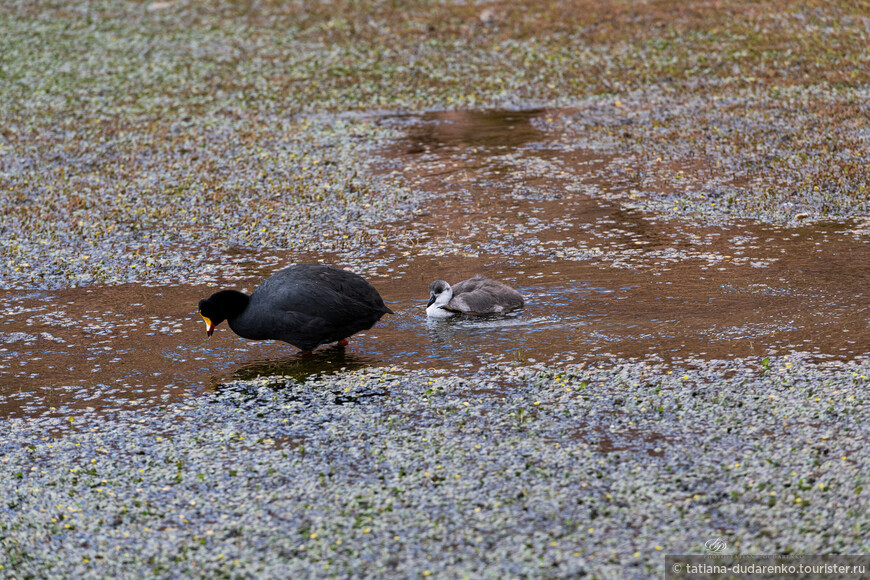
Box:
[1,0,868,576]
[2,0,869,288]
[0,357,867,577]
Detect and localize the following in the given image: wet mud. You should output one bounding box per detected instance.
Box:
[3,109,870,418]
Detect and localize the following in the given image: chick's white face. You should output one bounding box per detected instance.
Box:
[426,280,454,318]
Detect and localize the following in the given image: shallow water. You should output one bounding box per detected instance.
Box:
[3,108,870,417]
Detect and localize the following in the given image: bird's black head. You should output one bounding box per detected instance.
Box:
[198,290,249,337]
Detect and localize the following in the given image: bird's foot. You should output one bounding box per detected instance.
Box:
[338,339,349,347]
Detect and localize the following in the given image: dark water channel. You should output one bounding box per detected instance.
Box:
[3,109,870,418]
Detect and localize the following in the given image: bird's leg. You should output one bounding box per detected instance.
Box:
[338,339,349,347]
[298,350,313,357]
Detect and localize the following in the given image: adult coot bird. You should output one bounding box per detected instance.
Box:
[426,274,524,318]
[198,264,392,354]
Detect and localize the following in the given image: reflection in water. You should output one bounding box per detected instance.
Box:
[394,109,548,153]
[424,311,526,351]
[230,348,374,384]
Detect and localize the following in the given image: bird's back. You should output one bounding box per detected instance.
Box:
[256,264,391,313]
[450,274,524,314]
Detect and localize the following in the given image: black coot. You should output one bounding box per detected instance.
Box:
[198,264,392,353]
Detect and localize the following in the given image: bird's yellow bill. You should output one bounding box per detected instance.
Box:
[200,314,215,337]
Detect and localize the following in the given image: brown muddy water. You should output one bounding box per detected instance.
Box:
[3,109,870,418]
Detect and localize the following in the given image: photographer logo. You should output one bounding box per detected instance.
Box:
[704,537,727,552]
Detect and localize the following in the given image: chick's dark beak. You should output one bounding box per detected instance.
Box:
[426,295,436,308]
